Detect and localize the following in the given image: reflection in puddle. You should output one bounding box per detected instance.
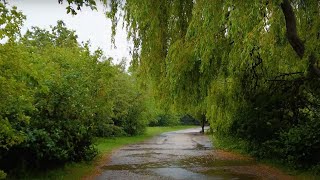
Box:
[102,156,259,179]
[152,167,257,180]
[201,168,258,180]
[151,167,207,179]
[195,143,211,150]
[102,162,175,170]
[181,156,256,167]
[97,128,261,179]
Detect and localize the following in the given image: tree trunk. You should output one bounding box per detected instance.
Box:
[281,0,320,77]
[280,0,304,58]
[200,114,206,134]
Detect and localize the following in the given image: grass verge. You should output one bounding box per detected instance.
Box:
[20,126,196,180]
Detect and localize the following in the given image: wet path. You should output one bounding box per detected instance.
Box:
[95,128,289,180]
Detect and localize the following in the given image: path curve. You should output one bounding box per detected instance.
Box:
[95,127,293,180]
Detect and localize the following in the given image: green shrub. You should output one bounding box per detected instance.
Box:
[0,170,6,179]
[149,114,180,126]
[93,122,126,137]
[180,114,199,125]
[0,119,97,172]
[0,3,156,176]
[279,119,320,167]
[228,79,320,168]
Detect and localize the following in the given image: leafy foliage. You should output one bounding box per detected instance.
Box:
[149,114,180,127]
[3,0,320,174]
[0,170,6,180]
[0,3,152,176]
[79,0,320,169]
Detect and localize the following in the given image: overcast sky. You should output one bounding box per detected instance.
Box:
[7,0,132,64]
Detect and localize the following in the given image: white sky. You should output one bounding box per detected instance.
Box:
[7,0,132,65]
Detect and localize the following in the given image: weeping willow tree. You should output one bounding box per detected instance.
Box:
[62,0,320,167]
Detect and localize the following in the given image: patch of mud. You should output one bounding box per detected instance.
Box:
[101,162,177,170]
[182,150,295,180]
[195,143,212,150]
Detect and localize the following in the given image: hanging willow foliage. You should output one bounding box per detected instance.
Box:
[62,0,320,167]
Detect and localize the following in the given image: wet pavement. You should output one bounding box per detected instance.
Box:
[95,128,278,180]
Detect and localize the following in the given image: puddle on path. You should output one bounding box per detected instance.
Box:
[151,167,207,179]
[101,155,258,179]
[195,143,211,150]
[101,161,174,170]
[96,127,262,180]
[180,156,256,167]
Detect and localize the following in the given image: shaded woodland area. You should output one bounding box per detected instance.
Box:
[101,0,320,172]
[1,0,320,178]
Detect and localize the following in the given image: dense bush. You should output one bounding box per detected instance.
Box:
[93,122,126,137]
[110,72,149,136]
[0,3,151,175]
[149,114,180,126]
[180,114,199,125]
[0,120,97,172]
[0,170,6,180]
[227,72,320,167]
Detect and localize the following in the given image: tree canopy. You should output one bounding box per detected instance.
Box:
[62,0,320,168]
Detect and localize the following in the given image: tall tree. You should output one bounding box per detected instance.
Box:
[61,0,320,166]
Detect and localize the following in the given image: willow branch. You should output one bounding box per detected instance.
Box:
[281,0,320,77]
[309,53,320,77]
[280,0,305,58]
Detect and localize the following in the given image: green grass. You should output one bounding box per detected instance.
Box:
[20,126,196,180]
[211,133,249,154]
